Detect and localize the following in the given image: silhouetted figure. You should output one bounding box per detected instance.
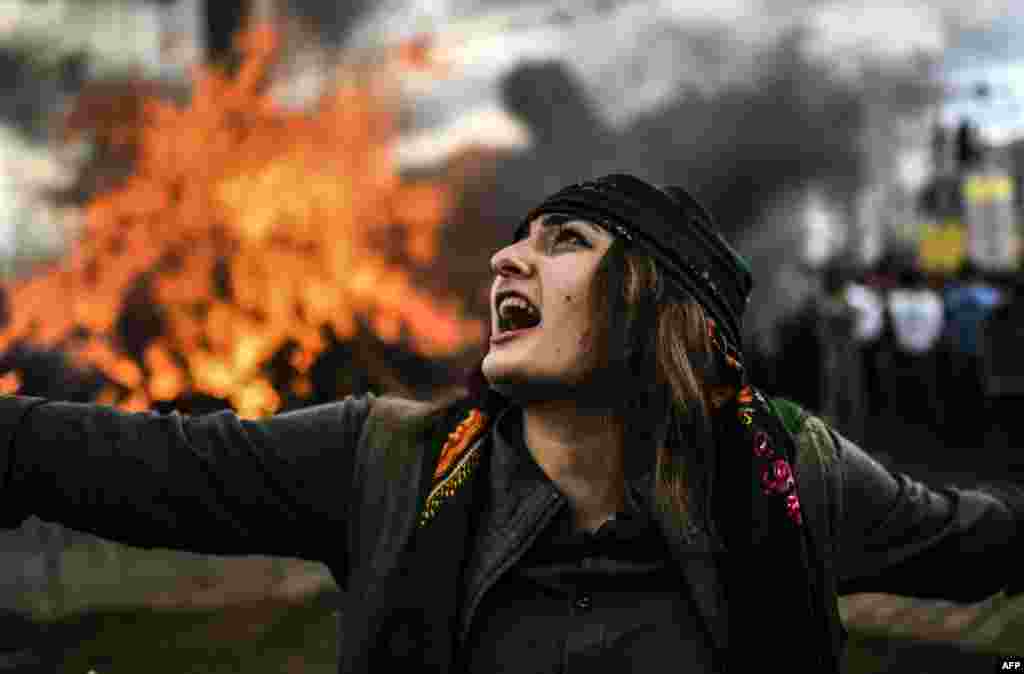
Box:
[942,261,1003,446]
[885,266,945,429]
[844,270,885,432]
[956,117,983,171]
[932,123,948,171]
[447,35,879,335]
[815,265,866,443]
[493,61,618,220]
[772,264,864,440]
[442,61,619,319]
[774,297,823,414]
[289,0,372,48]
[204,0,251,66]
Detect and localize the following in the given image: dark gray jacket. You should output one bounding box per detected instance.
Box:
[0,393,1021,673]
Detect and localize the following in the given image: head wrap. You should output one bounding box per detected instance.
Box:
[520,173,754,360]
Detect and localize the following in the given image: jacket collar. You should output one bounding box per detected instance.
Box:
[481,404,729,653]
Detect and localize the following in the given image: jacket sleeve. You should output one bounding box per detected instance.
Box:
[829,425,1024,601]
[0,393,374,563]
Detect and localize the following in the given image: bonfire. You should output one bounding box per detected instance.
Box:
[0,24,483,418]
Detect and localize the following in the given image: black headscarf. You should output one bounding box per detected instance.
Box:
[522,174,753,359]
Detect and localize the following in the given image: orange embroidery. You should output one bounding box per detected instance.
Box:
[738,386,754,405]
[419,408,489,528]
[433,408,487,480]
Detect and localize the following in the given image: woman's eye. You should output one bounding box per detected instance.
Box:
[554,228,587,246]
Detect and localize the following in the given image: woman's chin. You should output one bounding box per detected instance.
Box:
[480,363,588,406]
[482,354,535,388]
[480,352,521,384]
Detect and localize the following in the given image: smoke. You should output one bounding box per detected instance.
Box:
[335,1,1017,355]
[348,1,1014,124]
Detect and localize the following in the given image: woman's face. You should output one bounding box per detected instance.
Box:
[481,213,616,404]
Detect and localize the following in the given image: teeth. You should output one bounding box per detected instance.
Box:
[497,293,540,333]
[499,295,536,317]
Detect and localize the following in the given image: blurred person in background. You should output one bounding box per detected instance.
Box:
[0,175,1022,673]
[773,263,866,442]
[844,268,886,425]
[955,117,985,173]
[773,286,822,413]
[858,256,904,412]
[813,263,866,443]
[943,261,1004,447]
[885,265,945,429]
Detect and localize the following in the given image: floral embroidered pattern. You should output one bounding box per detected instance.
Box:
[736,386,804,526]
[762,459,795,494]
[708,311,802,528]
[418,409,489,528]
[434,409,486,480]
[703,313,806,529]
[784,493,801,523]
[753,431,771,457]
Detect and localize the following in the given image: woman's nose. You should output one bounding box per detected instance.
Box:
[490,245,530,278]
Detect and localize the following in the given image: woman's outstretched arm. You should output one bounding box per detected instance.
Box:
[830,426,1024,602]
[0,394,373,566]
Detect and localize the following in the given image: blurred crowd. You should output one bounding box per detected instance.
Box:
[769,257,1024,469]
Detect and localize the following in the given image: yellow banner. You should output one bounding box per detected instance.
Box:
[964,174,1014,204]
[918,222,966,273]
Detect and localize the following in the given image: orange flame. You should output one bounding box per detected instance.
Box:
[1,24,483,418]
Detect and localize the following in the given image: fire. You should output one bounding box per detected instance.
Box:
[0,24,483,418]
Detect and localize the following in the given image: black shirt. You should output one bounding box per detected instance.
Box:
[459,406,715,673]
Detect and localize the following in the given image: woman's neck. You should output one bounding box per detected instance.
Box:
[521,401,626,531]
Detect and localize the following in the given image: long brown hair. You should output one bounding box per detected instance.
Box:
[586,237,725,539]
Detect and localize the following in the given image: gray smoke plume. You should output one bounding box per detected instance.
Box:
[346,1,1015,352]
[293,0,1018,353]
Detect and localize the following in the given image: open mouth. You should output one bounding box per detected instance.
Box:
[494,290,542,335]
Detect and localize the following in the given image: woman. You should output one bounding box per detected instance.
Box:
[0,174,1020,673]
